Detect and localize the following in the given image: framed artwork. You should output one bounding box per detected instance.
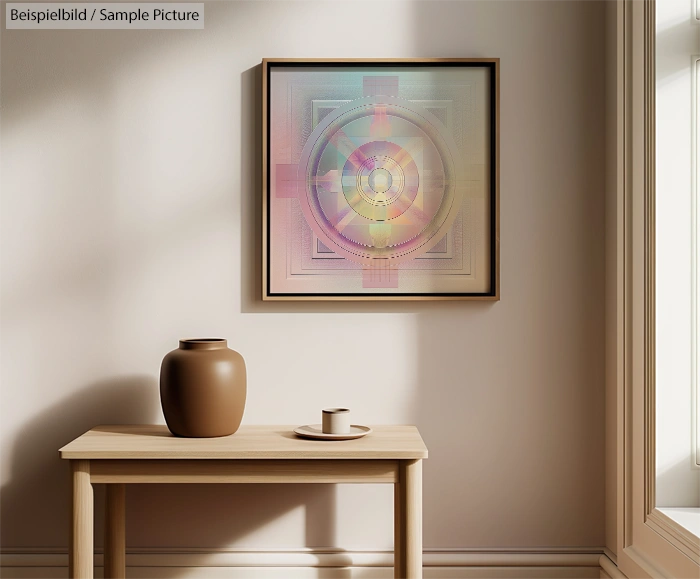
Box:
[262,58,499,301]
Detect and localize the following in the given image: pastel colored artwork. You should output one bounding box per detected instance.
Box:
[264,60,499,300]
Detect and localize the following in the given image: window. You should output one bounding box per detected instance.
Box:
[656,0,700,537]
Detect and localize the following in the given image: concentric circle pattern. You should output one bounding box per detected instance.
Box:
[297,96,465,266]
[345,146,415,221]
[357,158,403,206]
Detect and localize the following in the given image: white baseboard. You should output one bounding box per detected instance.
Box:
[1,548,604,579]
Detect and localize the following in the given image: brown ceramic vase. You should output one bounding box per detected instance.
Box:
[160,338,246,438]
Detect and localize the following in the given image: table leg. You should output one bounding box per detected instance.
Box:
[69,460,93,579]
[104,484,126,578]
[395,459,422,579]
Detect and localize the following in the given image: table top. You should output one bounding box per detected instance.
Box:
[59,425,428,460]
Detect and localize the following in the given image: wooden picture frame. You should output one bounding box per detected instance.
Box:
[262,58,500,301]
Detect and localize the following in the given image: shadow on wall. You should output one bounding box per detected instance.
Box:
[239,63,262,313]
[0,2,236,131]
[0,376,159,548]
[4,0,610,565]
[124,479,345,555]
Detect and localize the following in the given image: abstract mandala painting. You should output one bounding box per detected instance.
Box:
[263,59,499,300]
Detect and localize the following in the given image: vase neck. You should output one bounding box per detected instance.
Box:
[179,339,227,350]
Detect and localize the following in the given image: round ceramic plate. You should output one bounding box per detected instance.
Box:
[293,424,372,441]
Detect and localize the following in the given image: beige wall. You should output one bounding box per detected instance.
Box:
[0,0,606,552]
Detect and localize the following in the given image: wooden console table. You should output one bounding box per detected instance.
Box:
[59,424,428,579]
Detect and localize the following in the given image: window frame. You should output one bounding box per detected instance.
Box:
[606,1,700,577]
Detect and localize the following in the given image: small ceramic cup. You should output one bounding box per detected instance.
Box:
[322,408,350,434]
